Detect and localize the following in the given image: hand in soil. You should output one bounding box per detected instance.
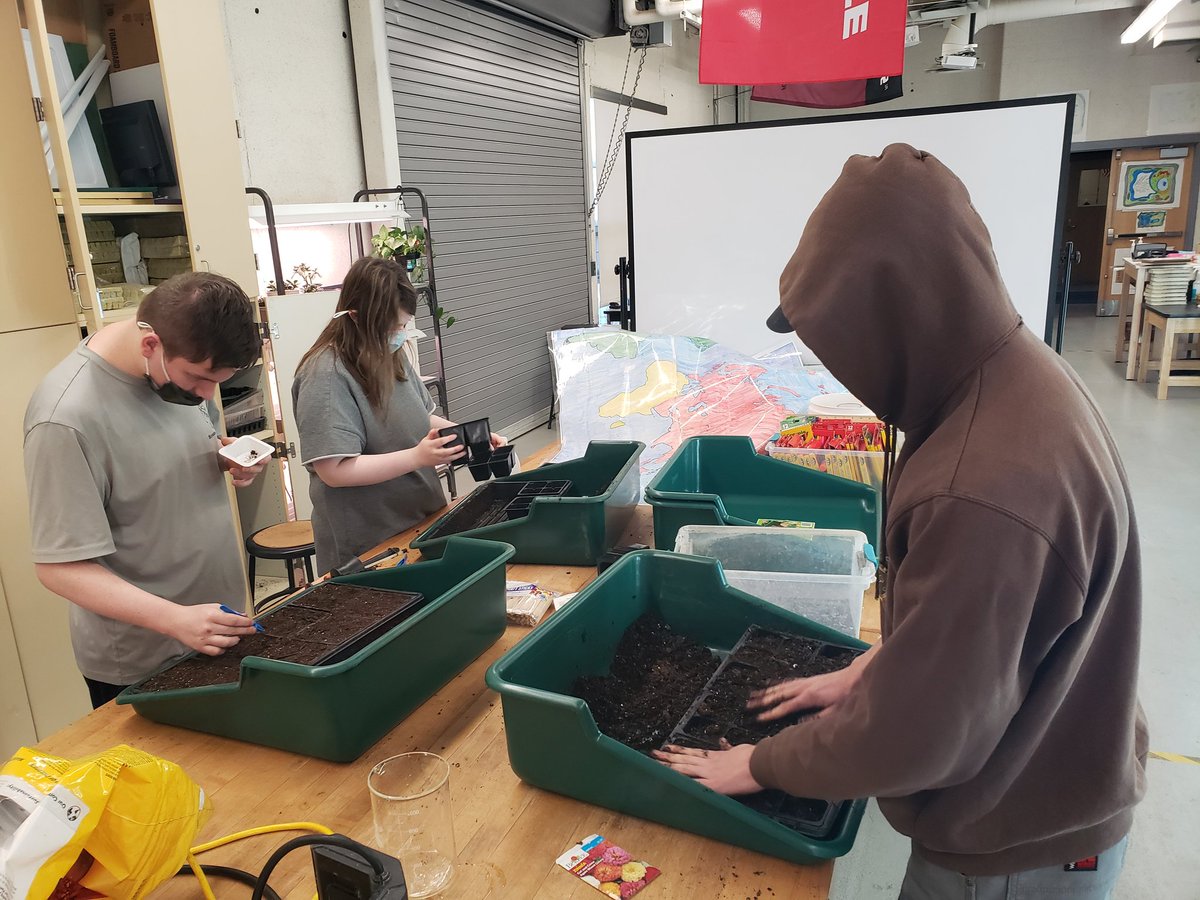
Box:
[652,739,763,796]
[167,603,259,655]
[747,642,879,721]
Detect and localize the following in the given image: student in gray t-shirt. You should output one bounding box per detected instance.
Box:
[292,256,505,573]
[24,273,269,709]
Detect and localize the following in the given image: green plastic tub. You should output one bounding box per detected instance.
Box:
[644,436,878,549]
[118,537,514,761]
[411,440,643,565]
[484,550,869,865]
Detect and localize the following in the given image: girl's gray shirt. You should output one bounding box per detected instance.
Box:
[293,350,445,573]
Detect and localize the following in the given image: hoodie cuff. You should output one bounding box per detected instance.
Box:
[749,736,787,791]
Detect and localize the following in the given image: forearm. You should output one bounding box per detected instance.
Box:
[313,448,423,488]
[428,414,454,430]
[35,561,179,637]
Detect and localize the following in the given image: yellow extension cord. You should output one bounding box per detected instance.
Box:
[185,821,334,900]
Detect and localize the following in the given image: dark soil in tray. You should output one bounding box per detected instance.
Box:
[571,615,720,754]
[666,626,865,838]
[569,617,864,840]
[132,583,427,695]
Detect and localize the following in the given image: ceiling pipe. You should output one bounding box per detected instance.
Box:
[621,0,702,27]
[915,0,1141,27]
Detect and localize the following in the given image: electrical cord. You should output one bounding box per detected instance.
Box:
[252,834,390,900]
[175,863,283,900]
[179,821,335,899]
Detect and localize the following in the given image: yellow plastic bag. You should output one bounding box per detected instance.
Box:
[0,744,209,899]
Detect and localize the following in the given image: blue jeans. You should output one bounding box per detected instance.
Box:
[898,836,1128,900]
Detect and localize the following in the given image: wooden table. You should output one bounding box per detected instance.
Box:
[1116,259,1198,380]
[36,444,880,899]
[1136,301,1200,399]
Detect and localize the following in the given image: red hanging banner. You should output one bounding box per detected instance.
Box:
[698,0,907,86]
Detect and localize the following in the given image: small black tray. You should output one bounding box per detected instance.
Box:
[129,584,429,694]
[297,590,426,665]
[419,479,574,541]
[661,625,864,839]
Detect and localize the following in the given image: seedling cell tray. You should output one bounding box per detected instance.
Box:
[485,549,869,864]
[644,436,880,549]
[412,440,643,565]
[117,537,515,761]
[662,625,864,839]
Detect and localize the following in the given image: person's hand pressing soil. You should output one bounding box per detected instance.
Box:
[747,642,879,722]
[653,739,762,795]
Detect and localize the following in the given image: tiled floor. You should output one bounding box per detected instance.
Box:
[829,307,1200,899]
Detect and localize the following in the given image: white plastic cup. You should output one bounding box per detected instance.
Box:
[368,752,455,897]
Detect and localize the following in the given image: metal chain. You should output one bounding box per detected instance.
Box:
[587,46,648,219]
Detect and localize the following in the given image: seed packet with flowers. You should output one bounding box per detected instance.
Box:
[555,834,661,897]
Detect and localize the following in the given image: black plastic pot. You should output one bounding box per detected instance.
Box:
[488,445,515,477]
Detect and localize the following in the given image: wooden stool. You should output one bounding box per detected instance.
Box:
[1137,302,1200,399]
[246,520,316,610]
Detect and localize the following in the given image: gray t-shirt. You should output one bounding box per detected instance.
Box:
[23,341,248,684]
[293,349,446,573]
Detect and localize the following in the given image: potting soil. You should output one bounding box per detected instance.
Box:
[136,583,426,693]
[571,617,864,839]
[571,615,721,754]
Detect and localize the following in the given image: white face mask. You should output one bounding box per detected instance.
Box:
[389,330,409,353]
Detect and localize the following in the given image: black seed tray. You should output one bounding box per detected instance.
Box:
[661,625,865,839]
[419,479,574,540]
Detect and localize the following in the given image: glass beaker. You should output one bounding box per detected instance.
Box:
[368,752,455,898]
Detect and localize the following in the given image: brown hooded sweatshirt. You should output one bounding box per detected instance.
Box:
[749,144,1147,875]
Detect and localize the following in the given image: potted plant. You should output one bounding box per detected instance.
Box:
[370,224,455,328]
[372,224,427,273]
[294,263,323,293]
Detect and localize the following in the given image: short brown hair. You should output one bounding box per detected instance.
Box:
[137,272,261,369]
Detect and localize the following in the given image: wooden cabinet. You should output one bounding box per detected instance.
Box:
[0,0,91,745]
[2,0,290,742]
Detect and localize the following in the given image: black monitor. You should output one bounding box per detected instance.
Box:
[99,100,176,188]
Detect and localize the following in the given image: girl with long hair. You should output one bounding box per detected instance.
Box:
[293,256,503,572]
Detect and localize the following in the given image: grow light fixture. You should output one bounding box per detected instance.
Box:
[1120,0,1184,43]
[246,199,408,228]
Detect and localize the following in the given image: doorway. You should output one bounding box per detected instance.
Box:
[1095,143,1195,316]
[1064,151,1110,306]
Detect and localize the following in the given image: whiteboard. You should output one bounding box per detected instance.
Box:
[627,99,1072,358]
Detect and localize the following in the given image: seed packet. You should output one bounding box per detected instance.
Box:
[505,580,559,626]
[756,518,816,528]
[556,834,661,897]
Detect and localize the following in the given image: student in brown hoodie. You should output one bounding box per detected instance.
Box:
[655,144,1146,897]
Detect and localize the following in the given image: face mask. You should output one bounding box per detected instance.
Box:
[389,330,409,354]
[144,348,204,406]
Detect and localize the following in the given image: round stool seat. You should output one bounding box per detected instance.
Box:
[246,520,317,611]
[246,520,315,558]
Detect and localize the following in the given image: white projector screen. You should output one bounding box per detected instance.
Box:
[626,98,1073,358]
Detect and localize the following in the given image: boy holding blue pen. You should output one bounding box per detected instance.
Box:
[24,273,269,708]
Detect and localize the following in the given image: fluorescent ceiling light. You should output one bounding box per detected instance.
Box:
[1121,0,1184,43]
[1152,20,1200,45]
[246,200,408,228]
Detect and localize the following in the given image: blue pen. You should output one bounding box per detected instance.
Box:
[220,604,265,633]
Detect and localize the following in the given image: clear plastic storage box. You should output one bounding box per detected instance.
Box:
[764,441,885,494]
[674,526,877,637]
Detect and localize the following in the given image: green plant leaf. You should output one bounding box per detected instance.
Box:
[445,316,456,328]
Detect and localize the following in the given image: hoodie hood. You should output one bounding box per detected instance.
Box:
[773,143,1022,431]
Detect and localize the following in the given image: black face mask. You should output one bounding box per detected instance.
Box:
[144,351,204,406]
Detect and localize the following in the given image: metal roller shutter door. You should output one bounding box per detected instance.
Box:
[385,0,591,433]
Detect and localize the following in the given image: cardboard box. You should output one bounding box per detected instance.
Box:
[101,0,157,72]
[18,0,88,45]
